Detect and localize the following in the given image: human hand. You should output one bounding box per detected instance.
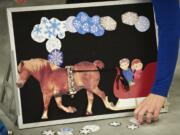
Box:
[134,93,166,124]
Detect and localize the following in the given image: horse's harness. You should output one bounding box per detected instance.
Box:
[65,66,77,98]
[65,66,114,98]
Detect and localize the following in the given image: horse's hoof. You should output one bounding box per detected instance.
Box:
[41,115,48,119]
[86,111,93,116]
[67,106,77,113]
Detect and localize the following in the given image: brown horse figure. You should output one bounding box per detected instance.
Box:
[16,58,116,119]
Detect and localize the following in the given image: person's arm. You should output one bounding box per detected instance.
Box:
[151,0,180,97]
[134,0,180,124]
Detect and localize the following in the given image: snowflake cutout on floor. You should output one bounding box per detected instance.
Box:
[41,130,55,135]
[79,129,92,135]
[48,49,63,67]
[109,121,121,127]
[127,124,139,130]
[57,131,73,135]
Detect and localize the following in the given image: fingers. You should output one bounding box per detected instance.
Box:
[134,94,166,124]
[134,106,142,120]
[137,107,147,124]
[153,107,161,121]
[134,106,160,124]
[134,105,146,124]
[146,112,153,123]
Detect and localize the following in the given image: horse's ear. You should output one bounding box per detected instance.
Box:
[18,61,24,73]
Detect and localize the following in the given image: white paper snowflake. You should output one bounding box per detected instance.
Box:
[49,18,61,36]
[135,16,150,32]
[46,38,62,53]
[65,16,77,33]
[41,17,50,25]
[48,49,63,67]
[127,124,139,130]
[43,25,56,39]
[58,32,66,39]
[121,12,139,26]
[82,125,100,132]
[31,24,46,43]
[41,130,55,135]
[79,129,91,135]
[109,121,121,127]
[59,21,67,32]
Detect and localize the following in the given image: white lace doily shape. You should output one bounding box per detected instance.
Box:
[121,12,139,26]
[135,16,150,32]
[46,37,62,53]
[65,16,77,33]
[100,16,117,31]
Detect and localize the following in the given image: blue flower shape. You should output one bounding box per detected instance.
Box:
[48,49,63,67]
[76,12,89,23]
[73,11,105,36]
[90,15,100,25]
[73,12,91,35]
[93,24,105,36]
[90,23,105,37]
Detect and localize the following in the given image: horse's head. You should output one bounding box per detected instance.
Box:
[16,61,31,88]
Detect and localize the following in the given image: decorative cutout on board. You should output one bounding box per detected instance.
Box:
[135,16,150,32]
[48,49,64,67]
[121,12,139,26]
[121,11,150,32]
[31,12,118,67]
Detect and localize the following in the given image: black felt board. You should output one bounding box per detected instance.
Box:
[11,2,157,124]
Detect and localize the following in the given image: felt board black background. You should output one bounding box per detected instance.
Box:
[12,2,157,124]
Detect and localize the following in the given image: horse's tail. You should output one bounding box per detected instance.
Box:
[93,60,104,69]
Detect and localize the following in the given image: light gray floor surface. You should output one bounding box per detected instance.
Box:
[0,0,180,135]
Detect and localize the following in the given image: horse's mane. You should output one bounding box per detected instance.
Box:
[23,58,59,73]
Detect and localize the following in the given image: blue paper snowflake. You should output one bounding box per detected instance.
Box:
[73,19,81,30]
[48,49,63,67]
[82,22,90,33]
[76,12,89,23]
[91,15,100,25]
[33,25,42,34]
[73,11,105,36]
[41,17,49,25]
[50,18,61,35]
[94,25,105,36]
[44,25,55,39]
[90,24,105,36]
